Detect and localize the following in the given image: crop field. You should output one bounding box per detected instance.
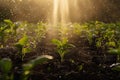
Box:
[0,0,120,80]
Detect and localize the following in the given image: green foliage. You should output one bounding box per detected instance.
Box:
[112,65,120,71]
[0,55,53,80]
[28,55,53,66]
[78,65,83,71]
[22,55,53,80]
[35,22,46,41]
[16,21,46,49]
[1,20,120,78]
[73,21,120,50]
[86,21,117,48]
[52,38,75,62]
[0,58,12,73]
[15,35,28,48]
[73,23,87,36]
[0,58,13,80]
[108,49,120,55]
[15,35,31,61]
[0,19,18,47]
[108,48,120,62]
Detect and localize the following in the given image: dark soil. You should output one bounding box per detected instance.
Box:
[0,35,120,80]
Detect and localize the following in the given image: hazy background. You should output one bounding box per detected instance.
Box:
[0,0,120,23]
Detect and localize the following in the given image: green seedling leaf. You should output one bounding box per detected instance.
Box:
[16,35,28,46]
[68,44,76,48]
[52,38,75,62]
[106,42,116,47]
[23,55,53,71]
[0,58,12,73]
[22,55,53,80]
[108,49,120,55]
[52,39,61,46]
[22,48,31,54]
[22,63,33,80]
[15,35,28,50]
[78,65,83,71]
[62,38,68,45]
[23,63,33,73]
[29,55,53,67]
[112,65,120,71]
[15,35,30,61]
[0,25,9,32]
[4,19,13,25]
[15,44,23,51]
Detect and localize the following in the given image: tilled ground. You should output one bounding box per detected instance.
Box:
[0,35,120,80]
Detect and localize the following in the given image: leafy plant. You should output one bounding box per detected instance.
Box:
[16,21,46,49]
[83,21,119,50]
[15,35,31,61]
[108,48,120,62]
[0,19,18,47]
[110,63,120,71]
[0,55,53,80]
[22,55,53,80]
[73,23,87,36]
[0,58,13,80]
[35,22,46,41]
[52,38,75,62]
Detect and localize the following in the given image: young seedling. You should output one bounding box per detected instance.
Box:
[0,56,53,80]
[52,38,75,62]
[108,48,120,62]
[0,19,18,47]
[108,48,120,71]
[15,35,31,61]
[0,58,13,80]
[22,55,53,80]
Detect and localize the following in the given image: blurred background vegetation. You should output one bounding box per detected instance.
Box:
[0,0,120,23]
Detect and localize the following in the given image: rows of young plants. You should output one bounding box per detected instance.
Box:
[0,20,120,80]
[0,20,49,80]
[73,21,120,72]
